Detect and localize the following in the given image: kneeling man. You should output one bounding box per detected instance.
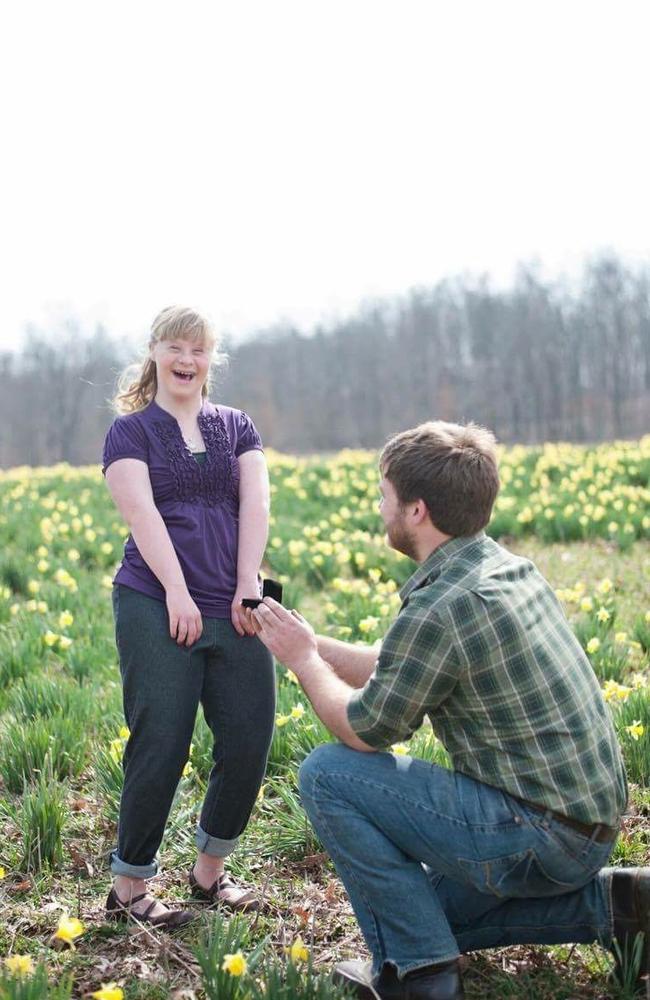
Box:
[251,421,648,1000]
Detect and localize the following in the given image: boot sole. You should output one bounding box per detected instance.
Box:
[331,968,381,1000]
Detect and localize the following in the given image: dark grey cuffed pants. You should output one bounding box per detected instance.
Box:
[110,584,275,878]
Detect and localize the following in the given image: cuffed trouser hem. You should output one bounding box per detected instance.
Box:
[109,849,159,879]
[380,955,461,980]
[195,824,239,858]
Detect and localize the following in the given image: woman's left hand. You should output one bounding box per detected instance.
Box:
[231,581,260,636]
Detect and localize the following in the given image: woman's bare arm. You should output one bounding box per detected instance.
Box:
[105,458,202,645]
[232,449,270,635]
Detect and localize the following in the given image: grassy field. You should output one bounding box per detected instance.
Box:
[0,438,648,999]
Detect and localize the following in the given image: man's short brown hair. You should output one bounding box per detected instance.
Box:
[379,421,500,537]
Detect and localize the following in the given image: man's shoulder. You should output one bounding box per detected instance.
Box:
[402,577,460,624]
[444,536,537,583]
[412,538,542,615]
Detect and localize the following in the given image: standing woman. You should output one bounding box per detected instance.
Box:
[102,306,275,927]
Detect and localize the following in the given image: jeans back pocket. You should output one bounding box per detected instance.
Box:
[457,848,579,899]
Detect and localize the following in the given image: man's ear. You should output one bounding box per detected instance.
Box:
[410,499,431,526]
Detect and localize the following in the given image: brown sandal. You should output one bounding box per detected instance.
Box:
[106,887,196,930]
[188,867,260,912]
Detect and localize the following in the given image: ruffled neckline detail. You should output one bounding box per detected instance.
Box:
[148,401,237,506]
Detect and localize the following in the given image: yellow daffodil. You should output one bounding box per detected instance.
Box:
[602,680,632,702]
[614,632,628,644]
[391,743,409,755]
[290,704,305,720]
[586,637,601,655]
[102,575,113,589]
[100,542,114,554]
[54,913,85,946]
[43,630,60,647]
[596,608,610,623]
[58,610,74,629]
[53,567,78,592]
[222,951,247,976]
[625,721,645,741]
[289,936,310,963]
[27,580,40,594]
[108,739,123,764]
[0,866,5,878]
[118,726,130,740]
[91,984,124,1000]
[580,597,593,612]
[275,714,290,727]
[58,635,73,650]
[358,616,380,634]
[182,760,193,777]
[597,578,613,595]
[3,954,34,977]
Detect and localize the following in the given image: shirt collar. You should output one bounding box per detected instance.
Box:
[399,532,487,601]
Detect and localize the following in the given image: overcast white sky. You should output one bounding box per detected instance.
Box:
[1,0,648,352]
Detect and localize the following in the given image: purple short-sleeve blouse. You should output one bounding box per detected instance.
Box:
[102,399,263,617]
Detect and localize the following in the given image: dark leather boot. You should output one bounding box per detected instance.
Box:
[611,867,650,997]
[333,958,464,999]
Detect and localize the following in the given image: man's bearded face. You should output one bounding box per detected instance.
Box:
[379,476,418,560]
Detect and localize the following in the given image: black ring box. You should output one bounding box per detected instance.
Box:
[242,578,283,609]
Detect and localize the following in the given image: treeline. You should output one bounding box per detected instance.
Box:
[1,254,648,467]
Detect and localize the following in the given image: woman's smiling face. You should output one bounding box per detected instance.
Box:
[150,336,212,399]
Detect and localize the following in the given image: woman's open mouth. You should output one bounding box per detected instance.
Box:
[173,371,195,382]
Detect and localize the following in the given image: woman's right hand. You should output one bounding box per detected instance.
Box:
[166,584,203,646]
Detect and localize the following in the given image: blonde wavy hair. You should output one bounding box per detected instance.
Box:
[113,306,226,414]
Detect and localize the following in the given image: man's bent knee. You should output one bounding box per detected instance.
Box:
[298,742,357,802]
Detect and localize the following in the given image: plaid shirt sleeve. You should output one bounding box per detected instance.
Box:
[346,595,460,748]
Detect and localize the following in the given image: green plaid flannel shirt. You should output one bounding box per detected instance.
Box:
[347,533,627,826]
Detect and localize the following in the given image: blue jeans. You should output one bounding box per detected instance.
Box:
[298,744,617,978]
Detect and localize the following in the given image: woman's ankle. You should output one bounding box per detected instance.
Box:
[193,853,225,882]
[113,875,146,900]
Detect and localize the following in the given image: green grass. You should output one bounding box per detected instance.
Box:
[0,450,648,998]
